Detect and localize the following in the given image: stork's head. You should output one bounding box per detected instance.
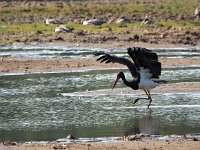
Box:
[112,72,125,90]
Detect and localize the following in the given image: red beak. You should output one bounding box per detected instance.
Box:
[112,76,120,90]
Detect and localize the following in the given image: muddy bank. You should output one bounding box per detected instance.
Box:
[2,27,200,47]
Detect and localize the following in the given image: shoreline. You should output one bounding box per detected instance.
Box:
[1,133,200,150]
[0,57,200,75]
[2,41,200,49]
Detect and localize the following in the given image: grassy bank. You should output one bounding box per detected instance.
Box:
[0,0,199,44]
[0,0,199,20]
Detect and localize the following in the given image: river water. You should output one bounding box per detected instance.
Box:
[0,45,200,141]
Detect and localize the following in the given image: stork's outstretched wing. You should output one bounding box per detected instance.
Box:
[95,52,138,78]
[127,47,161,79]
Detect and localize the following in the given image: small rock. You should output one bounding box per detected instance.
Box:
[136,133,150,138]
[55,1,64,8]
[193,137,199,141]
[53,144,68,149]
[150,40,158,44]
[108,27,112,31]
[54,37,64,41]
[75,30,86,36]
[185,30,190,34]
[128,135,137,141]
[3,140,17,146]
[67,134,76,139]
[35,30,43,35]
[87,144,91,147]
[190,31,199,36]
[140,37,149,43]
[52,144,59,149]
[160,33,167,38]
[133,34,139,41]
[185,36,191,41]
[20,36,28,42]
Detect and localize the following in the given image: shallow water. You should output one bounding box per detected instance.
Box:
[0,46,200,141]
[0,45,200,58]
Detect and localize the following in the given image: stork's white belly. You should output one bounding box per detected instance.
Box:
[138,79,158,90]
[138,67,158,90]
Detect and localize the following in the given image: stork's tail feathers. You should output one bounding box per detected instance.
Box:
[152,79,167,84]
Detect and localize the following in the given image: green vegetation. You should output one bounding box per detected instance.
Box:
[66,21,144,34]
[0,0,198,19]
[0,23,55,35]
[158,20,200,28]
[0,21,151,36]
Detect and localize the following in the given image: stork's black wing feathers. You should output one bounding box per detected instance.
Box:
[128,47,158,60]
[94,47,161,79]
[94,52,106,56]
[94,52,138,77]
[127,47,161,78]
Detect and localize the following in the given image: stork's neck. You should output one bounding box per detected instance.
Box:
[120,73,139,90]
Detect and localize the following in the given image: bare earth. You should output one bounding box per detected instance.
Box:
[1,41,200,74]
[1,140,200,150]
[0,43,200,150]
[0,57,200,74]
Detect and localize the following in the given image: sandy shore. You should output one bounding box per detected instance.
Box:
[1,41,200,74]
[0,57,200,74]
[1,138,200,150]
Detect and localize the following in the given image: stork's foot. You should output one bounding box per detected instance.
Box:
[133,97,148,104]
[133,97,152,109]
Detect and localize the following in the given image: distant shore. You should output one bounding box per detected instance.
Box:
[0,0,200,46]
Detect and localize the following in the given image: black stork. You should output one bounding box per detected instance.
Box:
[95,47,165,109]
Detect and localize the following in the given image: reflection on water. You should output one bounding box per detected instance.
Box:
[0,66,200,141]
